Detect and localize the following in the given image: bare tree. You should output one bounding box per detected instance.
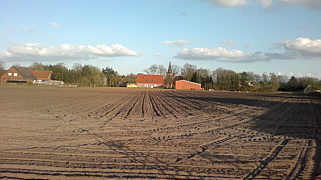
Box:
[270,73,280,91]
[102,67,119,87]
[144,64,166,76]
[198,68,210,79]
[124,73,136,83]
[144,64,158,74]
[214,68,240,90]
[29,62,46,70]
[157,65,166,76]
[171,64,181,76]
[181,63,197,80]
[0,61,5,77]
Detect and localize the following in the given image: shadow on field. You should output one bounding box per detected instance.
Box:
[91,132,201,179]
[168,92,321,178]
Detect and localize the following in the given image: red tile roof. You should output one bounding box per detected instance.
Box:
[136,74,164,85]
[32,70,52,81]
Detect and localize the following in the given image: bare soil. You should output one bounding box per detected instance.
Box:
[0,87,320,179]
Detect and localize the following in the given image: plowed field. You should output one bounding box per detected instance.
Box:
[0,87,320,179]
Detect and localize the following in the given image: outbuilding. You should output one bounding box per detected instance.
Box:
[126,83,138,88]
[175,80,201,90]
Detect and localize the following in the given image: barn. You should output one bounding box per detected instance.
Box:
[1,66,52,83]
[175,80,202,90]
[136,74,164,88]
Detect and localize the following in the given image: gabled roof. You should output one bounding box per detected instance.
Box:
[32,70,52,80]
[13,66,36,80]
[136,74,164,84]
[7,66,52,81]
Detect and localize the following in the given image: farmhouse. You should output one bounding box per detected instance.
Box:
[175,80,202,90]
[0,66,52,83]
[136,74,164,88]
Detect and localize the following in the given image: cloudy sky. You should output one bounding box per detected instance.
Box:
[0,0,321,78]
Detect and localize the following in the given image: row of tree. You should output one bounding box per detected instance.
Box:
[1,61,320,91]
[29,63,121,87]
[145,63,321,92]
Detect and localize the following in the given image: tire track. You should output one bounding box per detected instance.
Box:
[0,167,236,180]
[285,140,312,180]
[2,88,319,180]
[243,139,289,180]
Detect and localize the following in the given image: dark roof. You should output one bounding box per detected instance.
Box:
[13,66,36,80]
[136,74,164,84]
[174,75,185,81]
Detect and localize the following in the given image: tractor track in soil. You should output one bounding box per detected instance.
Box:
[0,87,320,179]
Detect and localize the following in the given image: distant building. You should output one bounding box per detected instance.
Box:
[126,83,138,88]
[136,74,164,88]
[175,80,201,90]
[165,62,174,89]
[1,66,52,83]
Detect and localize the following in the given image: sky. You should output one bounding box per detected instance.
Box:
[0,0,321,78]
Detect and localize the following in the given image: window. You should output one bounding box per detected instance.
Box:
[8,73,12,76]
[13,73,18,77]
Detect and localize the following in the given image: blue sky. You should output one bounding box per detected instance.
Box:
[0,0,321,78]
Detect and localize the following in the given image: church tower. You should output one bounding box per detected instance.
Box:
[166,62,174,89]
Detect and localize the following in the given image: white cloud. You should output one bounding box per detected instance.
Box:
[258,0,273,8]
[259,0,321,9]
[175,37,321,62]
[282,37,321,58]
[207,0,247,7]
[162,40,189,47]
[222,40,236,47]
[175,47,269,62]
[205,0,321,9]
[279,0,321,9]
[0,43,139,62]
[285,72,321,79]
[48,22,60,28]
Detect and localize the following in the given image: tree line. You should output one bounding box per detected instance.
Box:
[0,62,4,77]
[27,63,122,87]
[0,61,320,91]
[144,63,321,92]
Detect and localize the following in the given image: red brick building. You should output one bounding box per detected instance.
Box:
[175,80,201,90]
[1,66,52,83]
[136,74,164,88]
